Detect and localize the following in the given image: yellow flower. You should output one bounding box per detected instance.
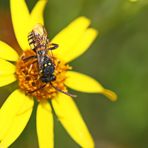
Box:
[0,0,117,148]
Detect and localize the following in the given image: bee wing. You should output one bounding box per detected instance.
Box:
[36,47,47,72]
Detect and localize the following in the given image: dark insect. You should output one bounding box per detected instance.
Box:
[23,24,76,97]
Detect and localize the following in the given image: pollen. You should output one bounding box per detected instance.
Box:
[16,50,71,101]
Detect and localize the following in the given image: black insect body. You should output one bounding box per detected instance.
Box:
[39,55,56,83]
[24,24,76,97]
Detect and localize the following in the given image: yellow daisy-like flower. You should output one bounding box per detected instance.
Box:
[0,0,117,148]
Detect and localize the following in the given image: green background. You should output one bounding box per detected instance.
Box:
[0,0,148,147]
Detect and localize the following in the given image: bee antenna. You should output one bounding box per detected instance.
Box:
[50,82,77,98]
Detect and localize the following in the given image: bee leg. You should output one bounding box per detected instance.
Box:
[22,55,37,62]
[27,84,46,93]
[48,43,59,50]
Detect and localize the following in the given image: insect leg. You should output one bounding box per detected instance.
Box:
[22,55,37,62]
[27,84,46,94]
[48,43,59,50]
[50,82,77,98]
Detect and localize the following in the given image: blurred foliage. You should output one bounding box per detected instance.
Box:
[0,0,148,148]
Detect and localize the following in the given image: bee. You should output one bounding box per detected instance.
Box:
[27,24,58,82]
[23,24,76,97]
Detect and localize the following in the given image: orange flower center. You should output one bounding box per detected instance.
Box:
[16,50,71,101]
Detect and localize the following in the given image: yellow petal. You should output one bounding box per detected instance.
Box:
[0,74,16,87]
[52,17,91,62]
[0,89,34,146]
[0,41,19,61]
[65,71,117,101]
[60,28,98,62]
[10,0,30,50]
[52,93,94,148]
[37,101,54,148]
[0,94,34,148]
[0,59,16,75]
[30,0,47,27]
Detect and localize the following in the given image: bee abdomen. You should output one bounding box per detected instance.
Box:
[28,32,38,51]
